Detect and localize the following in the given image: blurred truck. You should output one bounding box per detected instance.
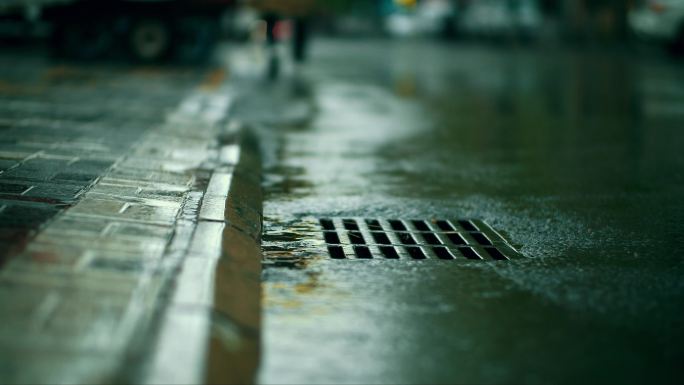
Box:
[0,0,236,61]
[383,0,458,38]
[460,0,542,41]
[629,0,684,54]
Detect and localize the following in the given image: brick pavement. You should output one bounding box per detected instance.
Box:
[0,54,263,384]
[0,56,199,266]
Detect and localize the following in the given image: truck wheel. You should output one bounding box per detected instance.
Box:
[129,18,171,62]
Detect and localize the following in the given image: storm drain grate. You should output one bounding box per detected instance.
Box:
[319,218,523,261]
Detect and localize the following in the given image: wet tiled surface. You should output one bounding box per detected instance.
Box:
[0,51,242,383]
[0,55,199,267]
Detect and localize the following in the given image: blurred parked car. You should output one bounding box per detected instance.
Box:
[384,0,457,37]
[630,0,684,54]
[460,0,542,41]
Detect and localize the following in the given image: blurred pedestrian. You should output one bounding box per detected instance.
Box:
[247,0,316,79]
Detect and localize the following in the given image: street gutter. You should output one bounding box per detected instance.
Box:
[143,127,263,385]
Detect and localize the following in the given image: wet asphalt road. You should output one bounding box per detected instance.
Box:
[257,40,684,384]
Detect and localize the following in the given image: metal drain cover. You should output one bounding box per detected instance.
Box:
[318,218,523,260]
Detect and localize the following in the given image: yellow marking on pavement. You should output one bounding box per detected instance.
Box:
[294,271,323,294]
[200,68,228,91]
[0,80,43,95]
[44,65,80,80]
[130,66,169,77]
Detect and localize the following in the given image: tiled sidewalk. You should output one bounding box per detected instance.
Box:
[0,60,199,263]
[0,58,262,384]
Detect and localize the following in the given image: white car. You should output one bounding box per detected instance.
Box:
[459,0,542,40]
[385,0,456,37]
[629,0,684,53]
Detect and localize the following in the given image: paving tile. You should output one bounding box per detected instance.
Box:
[29,234,168,261]
[0,351,117,384]
[108,167,194,188]
[0,201,60,229]
[219,145,241,166]
[0,159,19,171]
[0,269,143,299]
[97,177,190,194]
[0,288,131,350]
[0,150,38,160]
[198,194,227,222]
[205,172,233,197]
[0,59,241,384]
[67,197,127,217]
[35,215,111,236]
[117,157,203,174]
[0,181,31,194]
[23,182,88,203]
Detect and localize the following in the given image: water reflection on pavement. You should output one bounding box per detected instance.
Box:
[254,39,684,384]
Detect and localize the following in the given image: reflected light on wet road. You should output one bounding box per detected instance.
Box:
[254,39,684,384]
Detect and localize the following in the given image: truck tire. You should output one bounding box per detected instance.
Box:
[129,18,171,62]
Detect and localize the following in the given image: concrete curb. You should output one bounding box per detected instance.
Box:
[144,128,263,385]
[207,129,262,385]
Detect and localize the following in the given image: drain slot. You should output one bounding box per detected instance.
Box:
[398,232,416,245]
[433,247,454,260]
[436,220,454,231]
[372,232,391,245]
[412,220,430,231]
[366,219,383,231]
[320,218,335,230]
[380,246,400,259]
[389,220,407,231]
[458,220,478,232]
[471,232,492,246]
[422,232,442,245]
[406,247,427,260]
[316,218,523,261]
[328,246,346,259]
[324,231,340,244]
[485,247,508,260]
[446,233,467,245]
[343,219,359,230]
[354,246,372,259]
[459,247,482,260]
[348,231,365,244]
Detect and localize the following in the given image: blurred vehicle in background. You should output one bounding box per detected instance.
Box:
[248,0,316,78]
[460,0,542,41]
[224,5,260,41]
[0,0,236,62]
[384,0,457,37]
[0,0,61,41]
[629,0,684,54]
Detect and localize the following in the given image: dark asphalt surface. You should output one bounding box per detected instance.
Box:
[257,39,684,384]
[1,38,683,384]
